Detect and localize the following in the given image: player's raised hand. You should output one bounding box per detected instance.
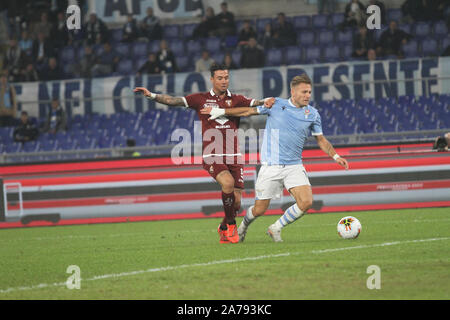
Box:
[133,87,151,97]
[264,97,275,108]
[336,157,349,170]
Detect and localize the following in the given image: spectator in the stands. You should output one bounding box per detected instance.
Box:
[366,0,387,26]
[352,26,376,58]
[342,0,366,29]
[238,20,257,47]
[195,50,215,72]
[40,57,64,81]
[259,23,276,49]
[0,71,17,127]
[318,0,337,14]
[85,13,109,45]
[77,45,97,78]
[4,38,24,82]
[215,2,236,37]
[140,7,162,40]
[32,31,54,70]
[193,7,218,38]
[13,111,38,143]
[137,53,162,76]
[273,12,296,47]
[240,37,265,69]
[367,48,377,61]
[442,45,450,56]
[223,52,238,70]
[376,20,412,58]
[33,12,53,39]
[157,40,177,73]
[122,14,139,42]
[42,98,67,134]
[18,30,33,58]
[51,11,69,50]
[124,139,141,157]
[401,0,446,23]
[92,43,121,77]
[20,63,39,82]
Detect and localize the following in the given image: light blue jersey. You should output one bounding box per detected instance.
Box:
[257,97,323,165]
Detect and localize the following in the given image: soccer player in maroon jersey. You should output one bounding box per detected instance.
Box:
[134,63,274,243]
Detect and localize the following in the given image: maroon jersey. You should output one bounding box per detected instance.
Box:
[182,89,255,164]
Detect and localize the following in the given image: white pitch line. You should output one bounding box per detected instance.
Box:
[0,237,449,295]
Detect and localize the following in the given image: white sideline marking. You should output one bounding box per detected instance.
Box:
[0,237,449,294]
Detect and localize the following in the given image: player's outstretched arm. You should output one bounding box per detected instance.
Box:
[315,134,349,170]
[200,97,275,120]
[133,87,185,107]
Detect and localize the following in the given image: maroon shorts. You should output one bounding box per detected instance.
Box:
[203,162,244,189]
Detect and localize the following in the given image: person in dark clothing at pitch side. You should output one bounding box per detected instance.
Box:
[13,111,39,143]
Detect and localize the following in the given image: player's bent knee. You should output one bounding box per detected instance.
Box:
[298,199,313,212]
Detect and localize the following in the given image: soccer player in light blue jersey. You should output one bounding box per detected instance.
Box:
[201,74,348,242]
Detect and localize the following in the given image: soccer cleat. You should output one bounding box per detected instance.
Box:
[218,225,230,244]
[227,224,239,243]
[267,224,283,242]
[237,221,248,243]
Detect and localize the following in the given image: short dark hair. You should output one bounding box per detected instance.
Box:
[21,111,28,116]
[210,63,228,77]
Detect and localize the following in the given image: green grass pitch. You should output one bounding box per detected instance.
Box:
[0,207,449,300]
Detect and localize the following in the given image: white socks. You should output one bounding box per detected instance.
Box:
[242,205,256,227]
[274,203,305,230]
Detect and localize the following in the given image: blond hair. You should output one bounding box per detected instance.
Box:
[290,74,312,88]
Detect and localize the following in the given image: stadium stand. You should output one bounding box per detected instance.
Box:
[0,1,449,163]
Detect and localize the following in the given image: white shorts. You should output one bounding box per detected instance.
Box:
[255,164,311,200]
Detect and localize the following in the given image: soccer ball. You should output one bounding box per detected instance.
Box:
[337,216,362,239]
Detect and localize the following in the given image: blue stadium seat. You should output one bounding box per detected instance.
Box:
[298,30,315,46]
[413,22,431,38]
[336,29,353,43]
[3,142,22,153]
[176,56,192,72]
[205,37,221,53]
[111,29,123,43]
[398,24,412,34]
[441,36,450,52]
[265,48,284,66]
[330,13,344,27]
[402,39,419,58]
[284,46,303,65]
[117,59,134,75]
[132,42,149,58]
[386,8,402,22]
[211,53,225,65]
[115,42,130,56]
[149,40,160,53]
[60,46,75,62]
[186,39,204,55]
[322,44,340,62]
[421,38,438,57]
[433,20,448,36]
[22,141,39,153]
[224,35,238,48]
[169,40,185,56]
[182,23,198,38]
[231,51,241,66]
[256,18,272,33]
[311,14,329,29]
[318,30,334,45]
[292,15,311,29]
[163,25,180,39]
[304,46,321,64]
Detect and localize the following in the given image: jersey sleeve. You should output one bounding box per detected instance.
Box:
[182,93,202,111]
[257,97,279,115]
[311,112,323,136]
[234,95,256,108]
